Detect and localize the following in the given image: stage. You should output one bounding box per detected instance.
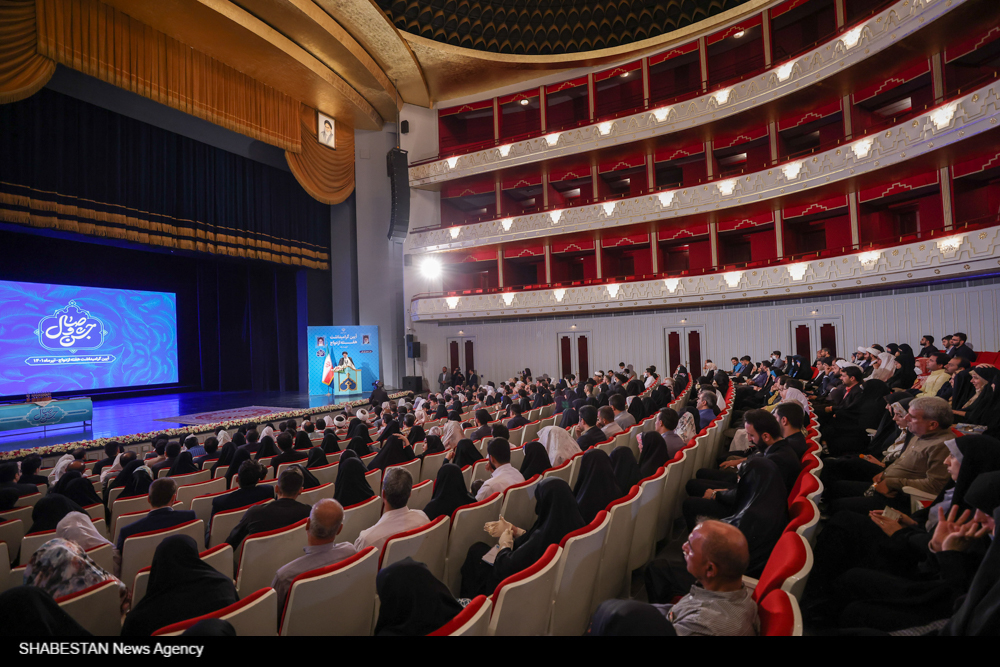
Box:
[0,390,375,454]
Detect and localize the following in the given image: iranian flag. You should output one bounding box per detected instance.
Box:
[322,354,335,385]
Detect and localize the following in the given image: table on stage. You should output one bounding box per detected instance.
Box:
[0,397,93,433]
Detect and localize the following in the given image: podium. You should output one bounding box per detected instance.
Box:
[334,368,362,395]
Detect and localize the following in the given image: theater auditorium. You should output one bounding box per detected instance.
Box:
[1,0,999,638]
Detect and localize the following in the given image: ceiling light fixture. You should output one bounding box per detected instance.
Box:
[519,98,530,106]
[445,296,460,309]
[446,157,459,169]
[776,61,795,82]
[602,202,616,216]
[717,179,736,196]
[549,209,563,224]
[545,133,561,147]
[653,107,671,122]
[449,227,460,239]
[553,289,565,302]
[498,144,513,157]
[787,263,808,280]
[664,278,679,293]
[658,191,675,208]
[598,121,613,136]
[733,30,745,38]
[842,25,864,49]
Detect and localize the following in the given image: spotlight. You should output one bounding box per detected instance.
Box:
[519,98,529,106]
[420,257,442,279]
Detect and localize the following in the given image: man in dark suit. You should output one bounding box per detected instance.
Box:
[269,432,307,476]
[575,405,607,450]
[150,442,181,477]
[194,438,221,469]
[506,404,529,430]
[240,429,261,455]
[471,410,493,441]
[211,460,275,517]
[773,402,809,460]
[948,332,977,362]
[225,468,311,549]
[0,462,41,497]
[116,478,197,552]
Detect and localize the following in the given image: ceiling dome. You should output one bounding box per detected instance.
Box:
[375,0,751,54]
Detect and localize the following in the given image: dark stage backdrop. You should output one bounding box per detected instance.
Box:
[0,89,330,270]
[0,228,330,394]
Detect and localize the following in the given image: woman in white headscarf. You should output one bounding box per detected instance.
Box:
[217,430,232,446]
[441,421,465,451]
[56,511,121,577]
[868,352,897,383]
[259,425,274,441]
[779,388,811,413]
[537,425,582,467]
[413,408,427,425]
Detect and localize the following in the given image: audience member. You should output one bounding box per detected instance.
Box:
[116,478,197,553]
[225,468,310,548]
[476,438,525,501]
[354,468,428,552]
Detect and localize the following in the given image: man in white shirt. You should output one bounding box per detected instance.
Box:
[610,394,636,431]
[354,467,428,552]
[48,448,86,484]
[598,406,624,439]
[475,438,526,501]
[271,499,355,613]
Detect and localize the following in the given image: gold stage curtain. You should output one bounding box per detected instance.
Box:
[34,0,301,152]
[286,104,355,205]
[0,0,55,104]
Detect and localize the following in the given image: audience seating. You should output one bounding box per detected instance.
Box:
[0,519,25,564]
[165,469,210,486]
[656,451,687,542]
[509,446,524,470]
[208,499,273,548]
[0,506,32,527]
[541,457,574,485]
[428,595,492,636]
[81,503,105,525]
[489,543,562,636]
[378,515,450,580]
[56,579,122,636]
[213,465,230,480]
[594,485,642,609]
[21,518,108,565]
[420,451,447,483]
[444,493,502,595]
[745,532,813,603]
[86,542,116,575]
[471,459,492,486]
[153,587,278,637]
[176,478,227,509]
[112,504,182,546]
[508,426,526,448]
[360,453,377,467]
[121,519,206,592]
[409,479,433,510]
[785,497,820,546]
[235,518,308,597]
[550,511,611,636]
[627,467,667,572]
[312,461,339,486]
[364,469,382,494]
[298,482,336,506]
[279,547,378,636]
[339,496,383,545]
[14,492,41,508]
[499,475,540,532]
[626,424,643,461]
[110,495,153,537]
[190,489,234,525]
[757,589,803,636]
[522,420,542,445]
[132,544,234,605]
[0,543,8,594]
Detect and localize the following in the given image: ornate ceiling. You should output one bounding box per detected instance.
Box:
[373,0,751,54]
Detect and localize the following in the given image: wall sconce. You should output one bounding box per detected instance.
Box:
[842,25,864,49]
[549,209,563,224]
[936,235,962,253]
[607,284,620,298]
[498,144,512,157]
[858,251,881,267]
[544,133,561,147]
[653,107,671,122]
[782,161,803,180]
[598,122,613,135]
[717,179,736,196]
[713,88,733,105]
[553,289,565,302]
[776,61,794,82]
[851,137,874,160]
[787,263,808,280]
[445,296,460,309]
[501,218,513,231]
[723,271,743,287]
[930,103,958,131]
[664,278,679,293]
[449,227,460,239]
[658,191,675,208]
[602,202,616,216]
[446,156,459,168]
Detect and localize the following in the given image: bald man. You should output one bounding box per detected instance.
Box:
[271,499,355,612]
[650,521,759,635]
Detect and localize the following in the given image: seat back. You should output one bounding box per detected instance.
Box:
[110,495,151,537]
[420,451,447,483]
[209,499,273,548]
[235,518,309,597]
[627,467,667,571]
[470,459,492,486]
[488,544,562,636]
[298,483,336,506]
[409,480,433,511]
[593,486,641,609]
[168,470,210,487]
[542,458,573,485]
[14,492,41,508]
[550,511,611,636]
[0,519,25,564]
[0,542,8,593]
[56,579,122,636]
[444,493,502,595]
[752,532,813,603]
[121,520,205,591]
[339,496,383,546]
[0,506,32,526]
[153,587,278,637]
[190,489,234,526]
[379,515,450,580]
[365,469,382,494]
[176,478,227,509]
[429,595,492,636]
[388,458,422,483]
[311,461,339,486]
[656,453,685,542]
[279,547,379,636]
[626,424,643,461]
[785,497,820,546]
[522,420,541,445]
[568,451,588,488]
[499,475,540,532]
[507,426,526,448]
[758,589,803,636]
[132,543,234,605]
[213,465,230,480]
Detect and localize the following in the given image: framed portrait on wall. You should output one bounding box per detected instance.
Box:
[317,111,336,149]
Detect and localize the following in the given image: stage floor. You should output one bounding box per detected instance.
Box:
[0,390,373,454]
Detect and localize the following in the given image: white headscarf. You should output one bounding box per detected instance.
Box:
[675,412,696,443]
[779,391,810,412]
[57,512,120,577]
[537,426,581,467]
[868,352,897,382]
[217,430,232,446]
[260,426,274,441]
[442,421,465,450]
[413,396,426,411]
[414,409,427,425]
[99,453,124,485]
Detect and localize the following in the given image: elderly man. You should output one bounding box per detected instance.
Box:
[648,520,759,635]
[271,499,355,613]
[354,468,428,552]
[825,396,953,515]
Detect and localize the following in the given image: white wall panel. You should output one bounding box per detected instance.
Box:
[406,282,1000,387]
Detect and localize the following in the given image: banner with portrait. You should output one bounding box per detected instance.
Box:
[307,325,379,396]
